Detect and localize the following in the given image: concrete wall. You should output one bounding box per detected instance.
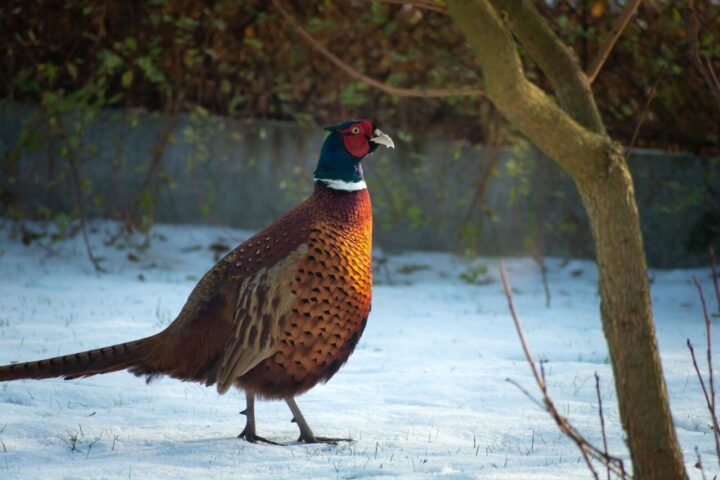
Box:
[1,102,717,267]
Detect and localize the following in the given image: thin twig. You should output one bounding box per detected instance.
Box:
[694,446,708,480]
[67,156,104,273]
[500,262,628,479]
[627,65,666,153]
[506,378,546,411]
[500,261,545,389]
[129,113,178,228]
[52,115,105,273]
[688,341,718,434]
[688,0,720,112]
[537,258,551,308]
[517,378,604,479]
[695,277,716,422]
[272,0,483,98]
[456,154,497,228]
[700,279,716,436]
[586,0,643,83]
[454,131,500,251]
[531,150,551,308]
[595,373,611,480]
[690,276,720,466]
[711,247,720,315]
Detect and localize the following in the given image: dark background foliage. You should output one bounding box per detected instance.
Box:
[0,0,718,265]
[2,0,718,151]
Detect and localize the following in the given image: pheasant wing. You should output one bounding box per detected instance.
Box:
[216,244,307,394]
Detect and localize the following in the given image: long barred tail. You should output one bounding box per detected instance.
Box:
[0,337,156,382]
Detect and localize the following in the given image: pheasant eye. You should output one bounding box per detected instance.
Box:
[351,127,360,135]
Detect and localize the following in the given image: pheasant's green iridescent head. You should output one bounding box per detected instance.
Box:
[314,119,394,191]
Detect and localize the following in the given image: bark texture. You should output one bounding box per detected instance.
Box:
[447,1,688,478]
[578,151,687,479]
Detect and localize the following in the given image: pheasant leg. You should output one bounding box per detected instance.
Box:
[238,391,279,445]
[285,397,353,444]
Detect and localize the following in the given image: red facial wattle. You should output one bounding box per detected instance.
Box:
[342,134,370,158]
[338,120,374,158]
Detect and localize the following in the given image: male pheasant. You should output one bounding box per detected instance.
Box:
[0,119,394,444]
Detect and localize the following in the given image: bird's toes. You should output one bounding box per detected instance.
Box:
[238,430,281,445]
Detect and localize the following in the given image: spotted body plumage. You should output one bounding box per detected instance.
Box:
[238,186,372,398]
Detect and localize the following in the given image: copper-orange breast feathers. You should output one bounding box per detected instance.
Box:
[235,186,373,398]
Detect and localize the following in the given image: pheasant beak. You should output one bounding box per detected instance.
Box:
[370,129,395,149]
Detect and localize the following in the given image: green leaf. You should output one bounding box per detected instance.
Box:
[136,56,166,83]
[243,38,262,49]
[339,82,368,108]
[66,62,78,80]
[121,70,134,88]
[99,50,123,73]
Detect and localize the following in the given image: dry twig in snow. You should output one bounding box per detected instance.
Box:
[500,261,628,479]
[687,273,720,469]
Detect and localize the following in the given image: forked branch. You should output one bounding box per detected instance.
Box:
[489,0,605,134]
[500,261,628,479]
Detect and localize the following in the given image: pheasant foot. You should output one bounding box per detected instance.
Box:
[238,427,280,445]
[286,397,353,444]
[238,391,280,445]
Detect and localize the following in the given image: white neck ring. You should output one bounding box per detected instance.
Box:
[315,178,367,191]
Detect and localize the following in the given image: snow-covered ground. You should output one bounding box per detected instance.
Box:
[0,221,717,479]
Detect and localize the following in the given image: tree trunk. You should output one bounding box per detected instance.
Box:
[447,1,689,477]
[577,150,688,479]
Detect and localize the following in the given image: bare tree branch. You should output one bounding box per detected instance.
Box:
[710,247,720,315]
[499,261,628,479]
[699,279,716,431]
[506,378,546,411]
[694,446,708,480]
[531,148,551,309]
[130,113,178,227]
[688,275,720,467]
[448,0,608,184]
[596,373,611,480]
[500,261,545,390]
[50,113,105,273]
[687,338,720,468]
[688,0,720,113]
[628,65,666,152]
[272,0,483,98]
[451,1,686,476]
[67,156,105,273]
[489,0,605,134]
[587,0,644,84]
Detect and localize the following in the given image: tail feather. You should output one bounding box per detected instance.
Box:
[0,337,155,382]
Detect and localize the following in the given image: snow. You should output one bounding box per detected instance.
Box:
[0,221,717,479]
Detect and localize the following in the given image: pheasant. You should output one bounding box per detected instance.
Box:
[0,119,394,444]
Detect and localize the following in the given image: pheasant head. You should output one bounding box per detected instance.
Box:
[314,119,394,191]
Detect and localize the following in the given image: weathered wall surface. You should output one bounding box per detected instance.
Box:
[1,103,717,267]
